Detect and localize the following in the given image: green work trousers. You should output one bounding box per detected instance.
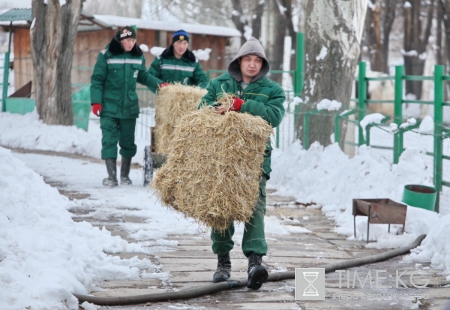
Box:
[100,116,137,159]
[211,176,268,257]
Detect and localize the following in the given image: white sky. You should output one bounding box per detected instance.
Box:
[0,110,449,309]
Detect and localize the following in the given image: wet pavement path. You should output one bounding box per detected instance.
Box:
[63,186,450,310]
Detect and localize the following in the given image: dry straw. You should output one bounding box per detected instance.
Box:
[151,99,273,233]
[154,83,207,154]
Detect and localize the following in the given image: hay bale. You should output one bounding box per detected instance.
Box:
[154,83,207,154]
[151,107,273,233]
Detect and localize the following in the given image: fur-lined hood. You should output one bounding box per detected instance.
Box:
[228,37,269,82]
[160,45,196,62]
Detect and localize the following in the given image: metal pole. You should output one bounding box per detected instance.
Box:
[2,22,12,112]
[334,114,341,144]
[294,32,304,97]
[357,62,367,146]
[433,65,444,213]
[393,66,404,164]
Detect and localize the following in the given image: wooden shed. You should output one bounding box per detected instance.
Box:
[0,9,241,96]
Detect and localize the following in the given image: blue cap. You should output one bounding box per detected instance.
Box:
[172,29,189,44]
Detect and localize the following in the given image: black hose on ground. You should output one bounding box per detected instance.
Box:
[73,234,426,306]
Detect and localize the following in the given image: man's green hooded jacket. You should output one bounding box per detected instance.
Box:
[201,37,285,179]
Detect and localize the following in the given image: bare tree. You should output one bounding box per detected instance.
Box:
[281,0,298,71]
[141,0,234,27]
[403,0,434,99]
[250,0,265,40]
[142,0,256,46]
[440,0,450,68]
[438,0,450,99]
[364,0,398,73]
[230,0,250,45]
[436,0,444,65]
[268,0,296,83]
[297,0,367,147]
[31,0,84,126]
[269,0,286,80]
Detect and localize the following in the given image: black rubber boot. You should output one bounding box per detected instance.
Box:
[102,158,118,187]
[120,157,132,185]
[212,254,231,283]
[247,253,268,289]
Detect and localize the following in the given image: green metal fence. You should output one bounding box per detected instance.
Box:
[282,61,448,213]
[330,62,449,213]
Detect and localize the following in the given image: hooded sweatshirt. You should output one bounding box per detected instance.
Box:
[228,37,270,83]
[200,37,285,179]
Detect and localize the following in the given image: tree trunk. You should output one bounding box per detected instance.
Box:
[251,1,265,40]
[403,0,434,100]
[381,0,397,74]
[440,0,450,99]
[436,1,443,65]
[269,0,287,84]
[297,0,367,147]
[30,0,84,126]
[364,0,397,73]
[440,0,450,69]
[230,0,248,46]
[278,0,297,71]
[365,0,384,72]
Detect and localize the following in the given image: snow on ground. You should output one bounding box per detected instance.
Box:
[0,110,149,165]
[269,140,449,279]
[0,147,157,309]
[1,111,449,309]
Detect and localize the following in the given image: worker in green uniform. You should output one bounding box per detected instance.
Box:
[200,37,286,290]
[90,26,163,187]
[148,29,207,91]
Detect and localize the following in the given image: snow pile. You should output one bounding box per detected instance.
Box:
[0,111,101,159]
[0,147,149,310]
[269,140,449,279]
[404,213,450,281]
[0,111,150,165]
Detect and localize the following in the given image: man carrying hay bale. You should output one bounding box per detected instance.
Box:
[147,29,208,92]
[200,37,286,289]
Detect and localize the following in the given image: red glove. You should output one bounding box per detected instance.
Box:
[231,97,244,111]
[160,82,169,88]
[92,103,102,116]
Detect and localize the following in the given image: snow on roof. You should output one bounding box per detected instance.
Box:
[94,14,241,38]
[0,8,31,26]
[0,9,241,37]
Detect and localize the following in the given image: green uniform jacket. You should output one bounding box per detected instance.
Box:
[201,72,286,179]
[91,43,162,119]
[148,46,208,93]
